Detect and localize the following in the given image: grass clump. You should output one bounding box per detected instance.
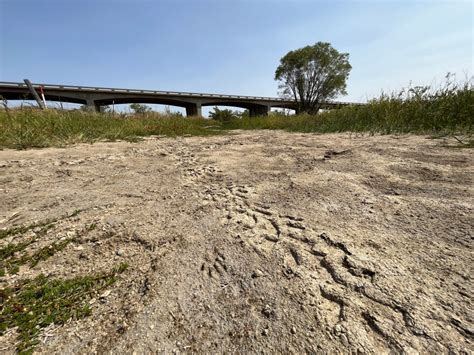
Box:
[223,75,473,135]
[0,263,128,354]
[0,210,85,275]
[0,236,73,276]
[0,220,55,241]
[0,110,221,149]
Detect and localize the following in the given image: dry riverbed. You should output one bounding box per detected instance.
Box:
[0,131,472,353]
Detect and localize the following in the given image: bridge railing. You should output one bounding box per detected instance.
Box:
[0,81,290,102]
[0,81,365,106]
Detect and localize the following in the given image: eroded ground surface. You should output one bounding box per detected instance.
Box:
[0,131,472,354]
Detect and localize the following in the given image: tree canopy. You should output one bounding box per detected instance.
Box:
[275,42,351,114]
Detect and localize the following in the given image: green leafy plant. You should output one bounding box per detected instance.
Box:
[0,263,128,353]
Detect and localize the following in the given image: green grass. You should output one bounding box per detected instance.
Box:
[0,210,85,275]
[222,78,473,135]
[0,220,55,241]
[0,77,472,149]
[0,263,128,354]
[0,109,222,149]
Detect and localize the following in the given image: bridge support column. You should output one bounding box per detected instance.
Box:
[186,103,202,117]
[86,99,99,112]
[249,105,270,117]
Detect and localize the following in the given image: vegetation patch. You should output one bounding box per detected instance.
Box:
[0,263,128,354]
[0,220,55,241]
[0,209,81,241]
[0,109,221,149]
[222,77,473,135]
[0,210,84,275]
[0,76,472,149]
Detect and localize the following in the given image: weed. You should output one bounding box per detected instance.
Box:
[0,110,221,149]
[29,238,74,268]
[0,263,128,353]
[0,220,54,241]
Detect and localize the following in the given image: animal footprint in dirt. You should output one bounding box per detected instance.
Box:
[201,250,229,284]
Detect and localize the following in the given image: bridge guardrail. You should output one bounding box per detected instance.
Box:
[0,81,365,105]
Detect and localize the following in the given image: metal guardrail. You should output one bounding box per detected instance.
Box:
[0,81,364,105]
[0,81,288,102]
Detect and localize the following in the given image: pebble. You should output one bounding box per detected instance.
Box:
[252,269,264,278]
[340,334,349,346]
[291,327,297,334]
[116,249,124,256]
[100,290,111,299]
[262,304,275,318]
[262,328,269,336]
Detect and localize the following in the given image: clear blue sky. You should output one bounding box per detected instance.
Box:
[0,0,472,110]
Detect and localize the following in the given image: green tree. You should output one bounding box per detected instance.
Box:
[209,107,238,121]
[275,42,352,114]
[130,103,152,114]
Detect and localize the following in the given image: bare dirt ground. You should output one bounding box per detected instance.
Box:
[0,131,472,354]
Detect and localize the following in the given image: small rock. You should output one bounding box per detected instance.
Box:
[262,304,275,318]
[100,290,111,299]
[334,324,342,334]
[116,249,124,256]
[262,328,269,336]
[89,298,97,305]
[291,327,297,334]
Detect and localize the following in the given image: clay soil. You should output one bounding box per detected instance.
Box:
[0,131,472,354]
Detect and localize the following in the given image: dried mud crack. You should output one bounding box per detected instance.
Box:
[1,131,472,353]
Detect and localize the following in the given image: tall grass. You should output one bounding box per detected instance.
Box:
[223,76,473,134]
[0,76,472,149]
[0,110,221,149]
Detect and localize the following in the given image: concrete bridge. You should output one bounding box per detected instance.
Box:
[0,81,361,117]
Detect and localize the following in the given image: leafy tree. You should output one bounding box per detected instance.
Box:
[209,107,239,121]
[130,103,152,114]
[275,42,351,114]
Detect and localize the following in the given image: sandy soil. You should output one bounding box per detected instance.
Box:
[0,131,472,354]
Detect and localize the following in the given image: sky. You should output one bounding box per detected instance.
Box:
[0,0,472,114]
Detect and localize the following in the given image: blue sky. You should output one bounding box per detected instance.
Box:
[0,0,472,112]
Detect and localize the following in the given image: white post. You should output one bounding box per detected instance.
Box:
[39,86,48,109]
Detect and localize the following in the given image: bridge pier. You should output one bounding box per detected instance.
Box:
[249,105,270,117]
[86,99,100,112]
[186,103,202,117]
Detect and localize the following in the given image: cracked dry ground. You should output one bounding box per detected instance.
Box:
[0,131,473,354]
